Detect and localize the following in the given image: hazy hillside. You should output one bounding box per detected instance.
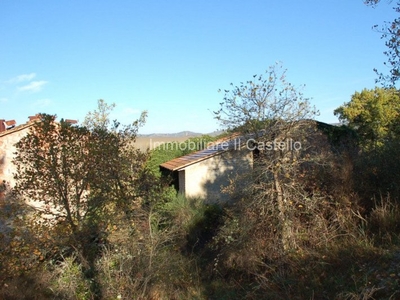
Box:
[138,131,203,138]
[135,130,225,151]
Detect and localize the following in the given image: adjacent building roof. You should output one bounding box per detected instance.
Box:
[0,114,79,138]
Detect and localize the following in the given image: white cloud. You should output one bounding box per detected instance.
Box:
[6,73,36,84]
[0,97,8,103]
[18,80,48,93]
[33,98,52,108]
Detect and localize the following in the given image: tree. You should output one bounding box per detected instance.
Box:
[82,100,150,211]
[14,114,93,234]
[82,99,116,130]
[365,0,400,86]
[12,105,150,298]
[214,63,319,251]
[334,87,400,201]
[215,62,318,135]
[334,87,400,150]
[13,107,147,238]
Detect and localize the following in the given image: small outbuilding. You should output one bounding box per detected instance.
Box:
[159,138,253,202]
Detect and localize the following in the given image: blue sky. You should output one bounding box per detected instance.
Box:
[0,0,396,134]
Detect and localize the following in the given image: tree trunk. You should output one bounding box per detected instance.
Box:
[274,171,293,251]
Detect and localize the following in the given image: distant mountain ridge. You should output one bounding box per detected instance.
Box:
[138,130,225,138]
[138,131,202,138]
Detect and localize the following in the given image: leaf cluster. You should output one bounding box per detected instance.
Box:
[334,87,400,150]
[12,110,148,236]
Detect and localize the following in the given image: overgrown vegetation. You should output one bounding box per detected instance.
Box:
[146,134,217,176]
[1,74,400,300]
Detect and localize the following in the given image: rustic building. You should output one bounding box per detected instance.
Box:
[0,116,40,188]
[160,138,253,202]
[0,115,78,189]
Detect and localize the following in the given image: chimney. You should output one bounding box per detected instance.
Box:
[0,120,5,132]
[28,114,41,122]
[65,119,78,124]
[4,120,16,130]
[0,120,17,132]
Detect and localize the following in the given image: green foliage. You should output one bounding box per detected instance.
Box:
[335,87,400,202]
[5,80,400,299]
[160,194,209,235]
[146,142,183,175]
[159,194,224,253]
[48,254,94,300]
[316,121,358,150]
[13,108,148,236]
[14,115,93,233]
[334,87,400,150]
[4,146,400,300]
[7,102,151,299]
[146,135,216,176]
[94,202,205,300]
[185,204,223,254]
[82,99,116,130]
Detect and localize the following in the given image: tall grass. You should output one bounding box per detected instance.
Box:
[2,186,400,299]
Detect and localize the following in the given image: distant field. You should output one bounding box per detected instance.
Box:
[135,136,195,151]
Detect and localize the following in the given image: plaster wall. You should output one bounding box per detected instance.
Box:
[0,124,33,187]
[181,148,252,202]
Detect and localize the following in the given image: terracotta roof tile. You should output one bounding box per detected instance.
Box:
[159,136,244,171]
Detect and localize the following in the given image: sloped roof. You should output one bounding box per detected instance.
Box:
[159,137,242,171]
[160,148,224,171]
[159,120,335,172]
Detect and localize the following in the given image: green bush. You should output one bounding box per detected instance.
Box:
[48,254,93,300]
[146,135,217,176]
